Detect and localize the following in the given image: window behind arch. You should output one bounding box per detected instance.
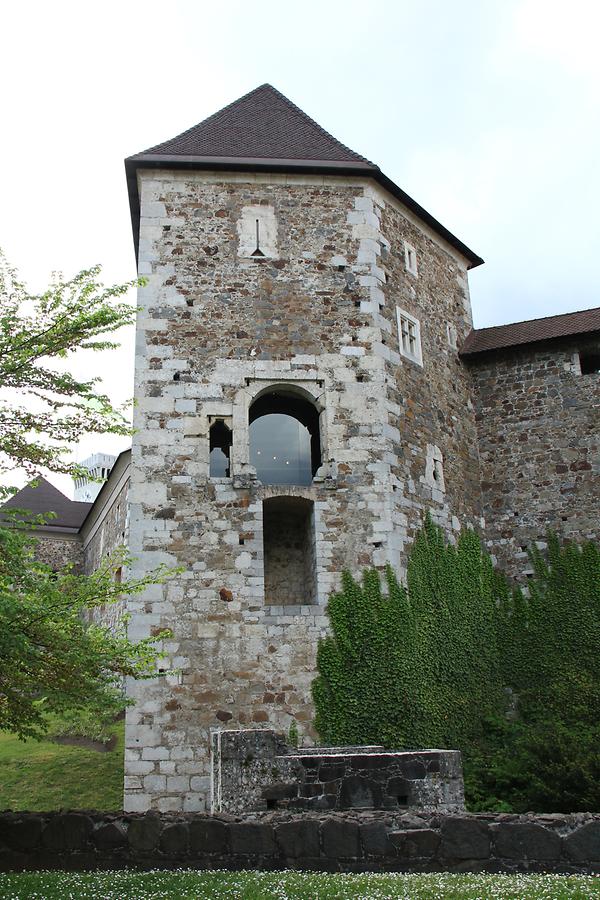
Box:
[249,391,321,486]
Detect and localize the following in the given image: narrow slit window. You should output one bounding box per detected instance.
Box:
[404,241,418,276]
[209,419,232,478]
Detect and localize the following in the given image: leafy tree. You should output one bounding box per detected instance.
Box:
[0,250,138,479]
[0,251,171,739]
[0,525,170,740]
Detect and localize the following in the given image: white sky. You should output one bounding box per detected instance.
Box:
[1,0,599,496]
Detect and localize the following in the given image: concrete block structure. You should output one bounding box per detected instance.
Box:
[4,84,598,813]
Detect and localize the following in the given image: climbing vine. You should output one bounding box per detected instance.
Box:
[312,517,600,811]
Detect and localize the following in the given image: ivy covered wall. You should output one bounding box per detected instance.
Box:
[312,517,600,811]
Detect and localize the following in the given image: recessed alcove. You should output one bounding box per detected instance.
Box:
[262,496,317,606]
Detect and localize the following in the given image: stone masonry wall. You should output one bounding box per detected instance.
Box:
[2,810,600,874]
[31,535,83,571]
[125,170,483,813]
[211,729,464,815]
[82,476,130,631]
[468,337,600,577]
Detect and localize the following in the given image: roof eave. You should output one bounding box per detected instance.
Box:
[460,326,600,359]
[125,156,483,270]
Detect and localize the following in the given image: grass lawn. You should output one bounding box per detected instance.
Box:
[0,721,124,811]
[0,870,599,899]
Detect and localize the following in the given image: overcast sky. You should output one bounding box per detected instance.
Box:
[2,0,598,494]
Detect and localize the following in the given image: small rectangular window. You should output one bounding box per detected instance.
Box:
[396,307,423,366]
[404,241,418,276]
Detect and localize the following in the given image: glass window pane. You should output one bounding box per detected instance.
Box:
[250,413,313,485]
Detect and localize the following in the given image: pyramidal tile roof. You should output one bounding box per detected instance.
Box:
[131,84,375,167]
[1,478,92,531]
[125,84,483,269]
[461,305,600,356]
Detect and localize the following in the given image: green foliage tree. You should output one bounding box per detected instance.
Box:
[466,536,600,812]
[0,250,137,479]
[0,251,171,740]
[0,526,171,740]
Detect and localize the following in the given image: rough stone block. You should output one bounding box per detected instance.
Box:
[321,818,361,858]
[439,816,490,860]
[339,775,382,809]
[128,815,161,852]
[0,816,42,851]
[262,783,299,801]
[93,821,127,850]
[276,820,320,858]
[230,822,276,856]
[491,822,561,860]
[360,821,392,856]
[390,828,440,858]
[159,822,189,855]
[41,814,94,851]
[565,821,600,862]
[189,817,230,855]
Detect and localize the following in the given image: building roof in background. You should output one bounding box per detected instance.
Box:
[1,479,92,532]
[461,306,600,357]
[125,84,483,269]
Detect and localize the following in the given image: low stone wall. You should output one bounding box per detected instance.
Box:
[211,729,464,814]
[1,810,599,874]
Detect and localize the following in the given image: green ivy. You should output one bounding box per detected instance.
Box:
[312,517,600,811]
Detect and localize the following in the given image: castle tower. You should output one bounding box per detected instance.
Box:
[123,85,484,812]
[73,452,117,502]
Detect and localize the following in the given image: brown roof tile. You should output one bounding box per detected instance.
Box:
[461,306,600,357]
[125,84,483,270]
[1,479,91,531]
[130,84,374,166]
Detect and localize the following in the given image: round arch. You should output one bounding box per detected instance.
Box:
[249,387,322,486]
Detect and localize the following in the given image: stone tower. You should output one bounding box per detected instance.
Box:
[123,85,484,812]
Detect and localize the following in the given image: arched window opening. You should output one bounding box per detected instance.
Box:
[209,419,232,478]
[263,496,317,606]
[249,390,321,486]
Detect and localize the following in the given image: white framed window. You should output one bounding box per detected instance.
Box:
[396,307,423,366]
[404,241,418,276]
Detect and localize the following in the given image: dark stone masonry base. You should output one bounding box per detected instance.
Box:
[1,811,600,874]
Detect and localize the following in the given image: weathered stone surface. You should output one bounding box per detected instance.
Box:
[322,818,361,858]
[124,164,484,813]
[127,815,161,852]
[469,339,600,579]
[0,817,42,851]
[339,775,382,809]
[41,814,94,851]
[276,820,320,857]
[565,821,600,862]
[159,822,189,854]
[189,817,230,855]
[360,821,392,856]
[491,823,561,860]
[1,811,600,874]
[390,828,440,858]
[230,823,276,856]
[93,822,127,850]
[439,816,490,859]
